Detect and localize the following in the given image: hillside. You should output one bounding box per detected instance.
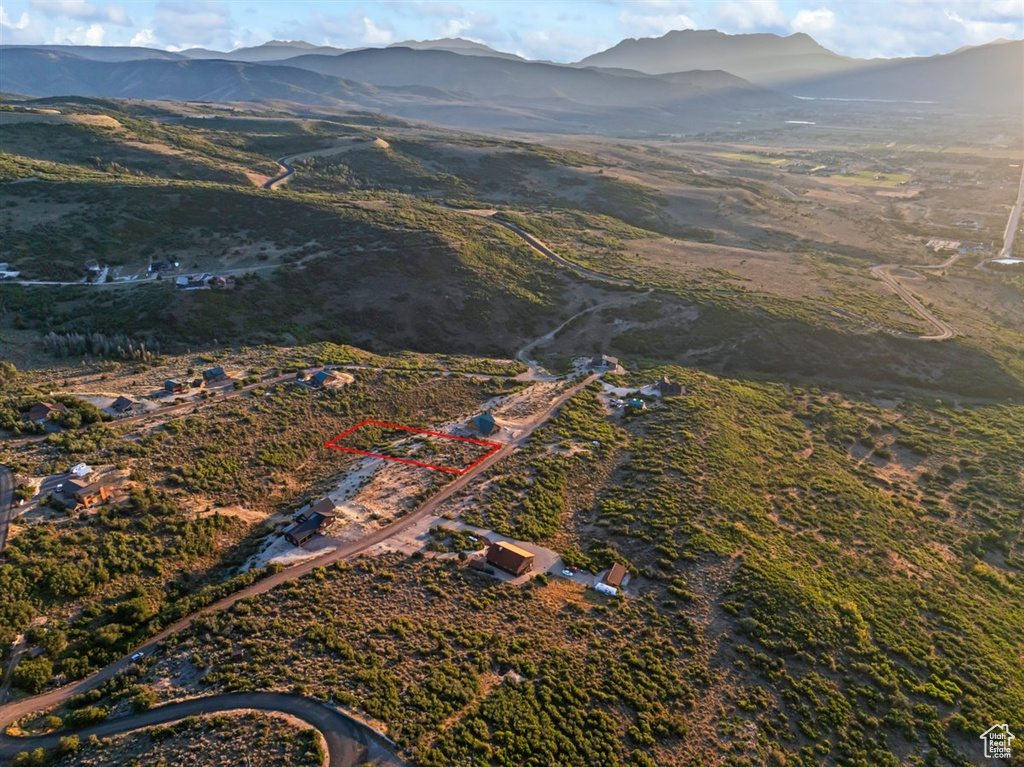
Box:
[579,29,860,85]
[0,94,1022,767]
[578,30,1023,111]
[1,46,790,134]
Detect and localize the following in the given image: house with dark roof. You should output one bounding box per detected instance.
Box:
[590,354,619,369]
[309,370,337,388]
[471,412,498,436]
[656,377,685,396]
[486,541,534,576]
[25,402,67,425]
[294,498,337,523]
[202,366,229,383]
[110,396,137,415]
[164,379,187,394]
[284,509,334,546]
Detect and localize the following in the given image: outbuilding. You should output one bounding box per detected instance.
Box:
[485,541,535,576]
[165,379,187,394]
[69,462,92,478]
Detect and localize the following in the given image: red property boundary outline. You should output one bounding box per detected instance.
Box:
[325,419,502,475]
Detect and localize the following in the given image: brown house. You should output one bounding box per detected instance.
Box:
[656,377,685,397]
[486,541,535,576]
[70,479,111,508]
[25,402,67,425]
[604,563,629,589]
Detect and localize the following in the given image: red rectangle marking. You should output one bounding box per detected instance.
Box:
[325,419,502,474]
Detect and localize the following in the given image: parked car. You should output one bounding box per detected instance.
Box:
[130,651,145,662]
[561,569,574,577]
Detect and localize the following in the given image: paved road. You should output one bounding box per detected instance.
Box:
[0,692,397,767]
[263,157,295,190]
[0,372,596,752]
[997,163,1024,260]
[0,466,14,557]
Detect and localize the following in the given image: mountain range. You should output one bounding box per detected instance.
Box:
[1,30,1020,133]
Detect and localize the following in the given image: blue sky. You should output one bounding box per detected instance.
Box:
[1,0,1021,60]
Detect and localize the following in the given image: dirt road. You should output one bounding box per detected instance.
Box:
[0,373,596,753]
[0,692,401,767]
[0,466,13,557]
[869,253,959,341]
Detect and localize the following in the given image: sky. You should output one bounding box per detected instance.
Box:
[0,0,1021,61]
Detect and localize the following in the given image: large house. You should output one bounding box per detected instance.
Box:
[25,402,67,425]
[164,379,187,394]
[590,354,619,370]
[202,366,229,384]
[486,541,535,576]
[284,498,337,546]
[68,478,111,508]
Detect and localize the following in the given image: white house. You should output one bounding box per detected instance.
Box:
[69,463,93,478]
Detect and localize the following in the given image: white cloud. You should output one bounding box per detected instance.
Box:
[129,27,155,47]
[1,5,31,28]
[154,0,233,49]
[944,9,1021,44]
[710,0,786,32]
[618,8,697,38]
[53,21,106,44]
[32,0,129,26]
[790,8,836,35]
[361,16,393,44]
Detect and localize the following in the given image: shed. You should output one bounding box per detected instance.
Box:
[486,541,534,576]
[471,412,498,436]
[604,563,629,589]
[626,398,646,410]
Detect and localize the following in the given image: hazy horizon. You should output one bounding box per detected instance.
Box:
[2,0,1022,62]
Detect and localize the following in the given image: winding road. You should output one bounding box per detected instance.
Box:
[0,692,398,767]
[0,466,13,557]
[0,368,598,764]
[869,253,959,341]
